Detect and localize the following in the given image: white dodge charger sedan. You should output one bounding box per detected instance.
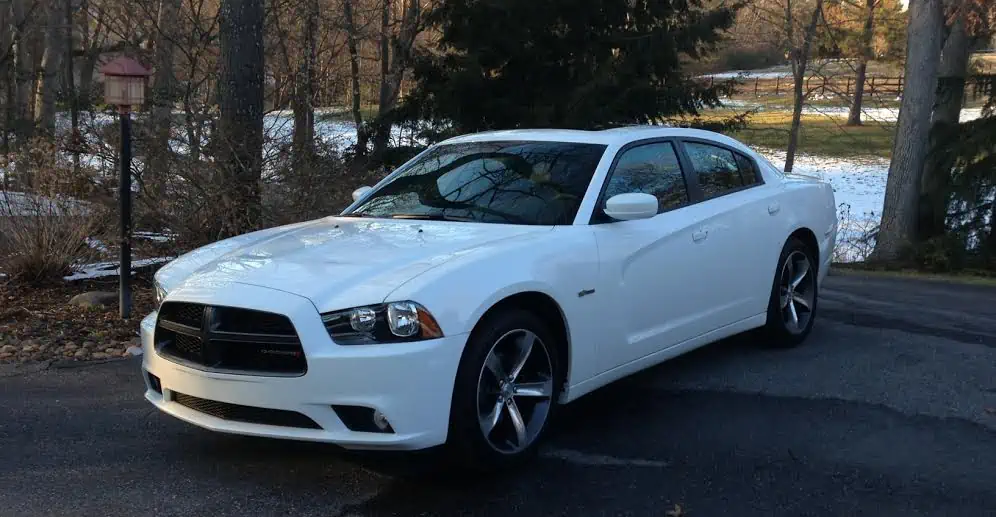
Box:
[143,126,837,469]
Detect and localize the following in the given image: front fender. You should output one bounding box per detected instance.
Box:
[385,226,604,386]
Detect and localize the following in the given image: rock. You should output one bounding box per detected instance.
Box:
[73,349,88,359]
[0,353,12,361]
[91,352,110,360]
[104,347,118,354]
[69,292,117,308]
[82,341,96,350]
[0,345,15,354]
[21,343,37,353]
[63,343,78,351]
[125,346,143,357]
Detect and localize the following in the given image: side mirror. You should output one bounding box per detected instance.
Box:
[351,185,373,202]
[603,193,658,221]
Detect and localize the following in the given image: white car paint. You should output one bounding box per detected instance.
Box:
[142,126,837,450]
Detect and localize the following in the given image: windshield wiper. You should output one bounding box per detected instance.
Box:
[390,213,477,222]
[338,212,381,218]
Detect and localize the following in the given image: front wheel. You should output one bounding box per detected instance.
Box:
[763,237,819,347]
[447,309,560,471]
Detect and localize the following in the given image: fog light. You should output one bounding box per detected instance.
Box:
[372,410,391,432]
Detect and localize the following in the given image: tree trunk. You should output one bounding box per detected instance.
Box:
[292,0,318,163]
[846,0,875,126]
[916,16,973,244]
[785,71,805,173]
[343,0,368,156]
[869,0,943,263]
[34,0,65,137]
[11,0,34,146]
[2,5,12,158]
[987,200,996,261]
[784,0,824,173]
[218,0,265,236]
[372,0,420,162]
[370,0,391,161]
[148,0,182,201]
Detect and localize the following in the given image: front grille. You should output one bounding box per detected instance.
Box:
[160,302,204,327]
[172,392,322,429]
[155,302,307,376]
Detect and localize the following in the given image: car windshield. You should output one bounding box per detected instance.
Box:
[344,140,607,225]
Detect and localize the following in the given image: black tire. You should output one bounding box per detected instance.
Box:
[446,308,561,472]
[762,237,819,348]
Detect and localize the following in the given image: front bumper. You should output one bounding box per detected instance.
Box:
[140,284,467,451]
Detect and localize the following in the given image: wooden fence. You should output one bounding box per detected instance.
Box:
[711,74,995,103]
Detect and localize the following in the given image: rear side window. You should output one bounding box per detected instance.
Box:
[683,142,744,199]
[603,142,689,213]
[734,153,762,185]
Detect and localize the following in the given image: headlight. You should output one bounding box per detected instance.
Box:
[321,301,443,345]
[154,279,167,307]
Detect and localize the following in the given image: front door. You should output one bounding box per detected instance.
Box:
[589,140,715,371]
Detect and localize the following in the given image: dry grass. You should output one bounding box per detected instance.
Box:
[0,140,113,284]
[678,109,896,158]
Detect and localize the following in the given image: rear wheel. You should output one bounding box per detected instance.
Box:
[763,237,818,347]
[447,309,560,471]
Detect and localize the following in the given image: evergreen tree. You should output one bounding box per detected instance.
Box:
[401,0,745,136]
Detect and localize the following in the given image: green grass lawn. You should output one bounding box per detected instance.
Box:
[729,113,895,159]
[683,110,896,159]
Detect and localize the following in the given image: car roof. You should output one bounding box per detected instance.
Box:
[439,126,753,152]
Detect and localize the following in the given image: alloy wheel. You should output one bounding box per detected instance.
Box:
[778,250,816,334]
[476,329,554,455]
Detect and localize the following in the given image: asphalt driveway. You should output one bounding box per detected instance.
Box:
[2,271,995,517]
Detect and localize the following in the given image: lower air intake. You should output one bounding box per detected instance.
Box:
[171,392,322,430]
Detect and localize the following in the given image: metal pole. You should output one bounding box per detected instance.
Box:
[119,107,132,319]
[67,0,80,175]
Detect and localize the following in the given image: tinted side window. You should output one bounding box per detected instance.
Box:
[735,153,761,185]
[603,142,688,213]
[684,142,744,199]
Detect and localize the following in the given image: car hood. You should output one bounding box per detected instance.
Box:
[156,217,552,311]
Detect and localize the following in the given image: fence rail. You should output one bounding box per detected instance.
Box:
[708,74,996,103]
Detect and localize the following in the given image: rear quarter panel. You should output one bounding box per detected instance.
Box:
[770,174,838,285]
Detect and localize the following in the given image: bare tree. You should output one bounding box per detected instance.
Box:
[750,0,827,173]
[371,0,420,161]
[342,0,368,155]
[292,0,318,162]
[147,0,182,199]
[33,0,65,136]
[845,0,876,126]
[870,0,944,262]
[11,0,36,146]
[218,0,265,236]
[785,0,824,173]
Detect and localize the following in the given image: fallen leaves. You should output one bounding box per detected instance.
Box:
[0,280,154,365]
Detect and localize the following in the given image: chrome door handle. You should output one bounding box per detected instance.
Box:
[768,203,781,215]
[692,229,708,243]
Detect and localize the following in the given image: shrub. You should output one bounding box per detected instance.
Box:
[0,140,112,284]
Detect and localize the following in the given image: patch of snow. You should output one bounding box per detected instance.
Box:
[753,147,887,262]
[134,231,175,243]
[63,256,174,282]
[0,191,93,217]
[718,97,985,124]
[86,237,109,253]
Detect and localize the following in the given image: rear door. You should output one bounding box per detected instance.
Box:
[675,138,784,325]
